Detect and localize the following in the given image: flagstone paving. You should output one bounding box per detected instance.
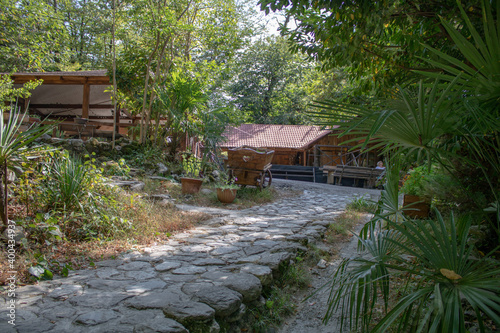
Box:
[1,180,380,332]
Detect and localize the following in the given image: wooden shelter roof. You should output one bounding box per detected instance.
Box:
[3,70,120,121]
[7,70,110,85]
[221,124,333,150]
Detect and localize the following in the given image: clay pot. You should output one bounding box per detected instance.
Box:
[216,188,237,204]
[403,194,430,218]
[180,177,203,194]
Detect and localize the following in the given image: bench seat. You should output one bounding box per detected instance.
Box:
[331,165,384,188]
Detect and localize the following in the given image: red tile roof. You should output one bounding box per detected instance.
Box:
[222,124,332,150]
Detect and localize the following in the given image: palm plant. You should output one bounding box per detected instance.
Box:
[310,2,500,331]
[326,211,500,332]
[358,156,406,243]
[155,69,208,157]
[416,0,500,241]
[0,107,53,230]
[309,79,462,166]
[418,0,500,111]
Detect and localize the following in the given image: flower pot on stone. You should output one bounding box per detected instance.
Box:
[180,153,203,194]
[400,165,432,218]
[180,177,203,194]
[402,194,430,218]
[216,188,237,204]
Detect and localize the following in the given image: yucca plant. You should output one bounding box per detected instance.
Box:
[326,210,500,332]
[0,106,53,230]
[42,153,91,211]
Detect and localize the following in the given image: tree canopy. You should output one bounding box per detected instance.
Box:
[258,0,489,95]
[227,35,315,124]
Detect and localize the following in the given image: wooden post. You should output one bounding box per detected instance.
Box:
[314,145,320,167]
[23,97,30,113]
[82,83,90,119]
[303,150,307,166]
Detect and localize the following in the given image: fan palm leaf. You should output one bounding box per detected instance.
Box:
[327,210,500,332]
[418,0,500,110]
[309,79,462,165]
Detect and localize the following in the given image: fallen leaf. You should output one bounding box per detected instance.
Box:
[440,268,462,280]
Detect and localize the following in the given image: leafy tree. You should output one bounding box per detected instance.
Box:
[193,0,255,64]
[0,0,70,72]
[56,0,114,69]
[227,35,315,124]
[110,0,253,144]
[258,0,487,95]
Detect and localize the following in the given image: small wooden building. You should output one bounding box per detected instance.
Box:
[5,70,135,138]
[221,124,381,168]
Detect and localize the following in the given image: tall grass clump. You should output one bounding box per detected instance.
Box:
[42,153,91,211]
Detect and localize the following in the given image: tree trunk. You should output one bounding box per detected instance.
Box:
[139,32,160,143]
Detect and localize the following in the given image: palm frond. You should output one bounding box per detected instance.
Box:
[327,209,500,332]
[308,79,463,164]
[418,0,500,110]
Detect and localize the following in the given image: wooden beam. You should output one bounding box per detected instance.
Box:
[82,84,90,119]
[10,75,110,85]
[28,104,114,109]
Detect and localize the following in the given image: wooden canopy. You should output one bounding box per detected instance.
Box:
[5,70,135,137]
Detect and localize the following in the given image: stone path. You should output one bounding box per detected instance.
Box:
[1,180,380,333]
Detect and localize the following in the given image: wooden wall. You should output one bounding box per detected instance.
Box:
[309,132,382,168]
[222,131,383,168]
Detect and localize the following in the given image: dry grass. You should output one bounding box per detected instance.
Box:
[323,210,368,257]
[116,196,211,243]
[1,177,292,286]
[0,183,210,285]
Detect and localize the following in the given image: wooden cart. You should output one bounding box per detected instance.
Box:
[226,146,275,189]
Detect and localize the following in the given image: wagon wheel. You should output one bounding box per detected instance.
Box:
[259,170,272,189]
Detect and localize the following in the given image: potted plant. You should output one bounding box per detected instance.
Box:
[215,169,239,204]
[180,152,203,194]
[400,165,431,218]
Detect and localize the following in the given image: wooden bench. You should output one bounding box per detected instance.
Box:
[58,123,96,138]
[331,165,385,188]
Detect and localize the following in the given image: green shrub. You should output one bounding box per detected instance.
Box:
[41,153,92,211]
[326,210,500,333]
[101,158,131,178]
[400,165,434,196]
[346,196,374,212]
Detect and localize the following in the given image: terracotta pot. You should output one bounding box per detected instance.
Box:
[180,177,203,194]
[216,188,238,204]
[403,194,430,218]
